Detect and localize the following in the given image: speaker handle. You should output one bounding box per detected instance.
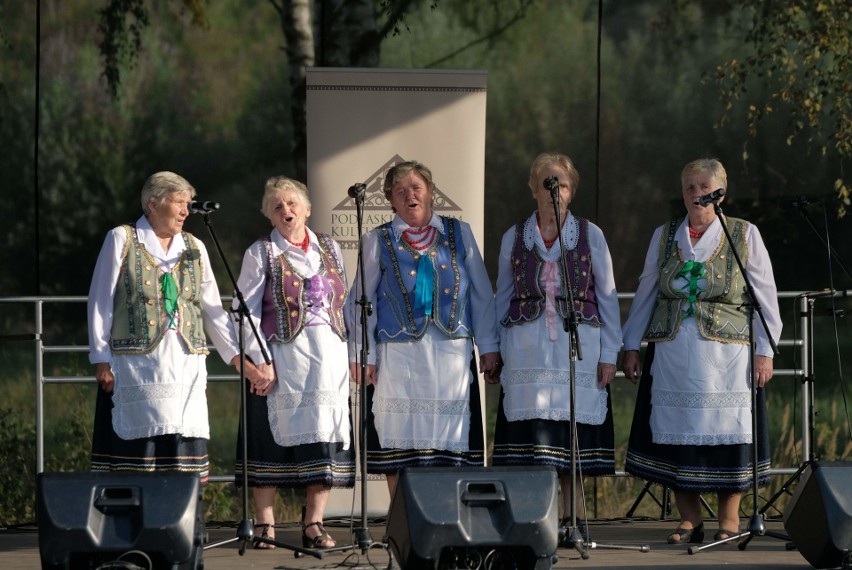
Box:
[94,485,142,512]
[461,481,506,506]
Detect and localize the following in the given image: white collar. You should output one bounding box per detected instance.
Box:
[522,211,579,260]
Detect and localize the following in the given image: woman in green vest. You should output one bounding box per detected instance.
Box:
[621,158,782,545]
[88,171,252,484]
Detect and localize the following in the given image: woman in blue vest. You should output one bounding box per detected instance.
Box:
[621,158,782,544]
[348,161,501,499]
[232,176,354,550]
[88,171,248,484]
[491,152,623,541]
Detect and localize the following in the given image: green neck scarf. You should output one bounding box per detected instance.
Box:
[677,260,706,316]
[161,273,178,328]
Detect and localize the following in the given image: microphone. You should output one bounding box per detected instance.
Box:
[543,175,559,195]
[695,188,725,207]
[348,183,366,199]
[189,200,220,214]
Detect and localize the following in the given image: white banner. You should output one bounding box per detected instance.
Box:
[306,67,488,517]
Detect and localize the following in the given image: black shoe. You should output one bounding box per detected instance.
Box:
[667,521,704,544]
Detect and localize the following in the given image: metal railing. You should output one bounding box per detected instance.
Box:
[0,292,816,481]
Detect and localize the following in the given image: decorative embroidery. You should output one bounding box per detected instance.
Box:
[375,398,468,415]
[652,389,750,408]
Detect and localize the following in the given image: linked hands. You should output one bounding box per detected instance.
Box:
[350,362,377,386]
[480,351,503,384]
[231,356,276,396]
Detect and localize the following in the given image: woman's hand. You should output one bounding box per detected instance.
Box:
[621,350,642,384]
[479,352,503,384]
[249,362,277,396]
[755,355,774,388]
[350,362,377,386]
[597,363,616,388]
[235,357,277,396]
[95,362,115,394]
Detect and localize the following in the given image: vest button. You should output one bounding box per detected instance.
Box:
[444,288,451,295]
[409,270,416,276]
[291,310,298,317]
[716,274,723,279]
[147,299,154,305]
[293,280,300,287]
[148,320,155,326]
[144,265,151,271]
[414,254,420,261]
[440,264,447,270]
[284,271,292,276]
[184,286,189,292]
[144,280,152,286]
[286,296,295,303]
[398,246,404,251]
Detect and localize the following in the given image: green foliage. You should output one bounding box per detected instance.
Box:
[0,408,37,525]
[708,0,852,217]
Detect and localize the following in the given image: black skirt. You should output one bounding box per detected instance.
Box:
[234,386,355,489]
[91,389,210,484]
[624,343,771,493]
[491,384,616,476]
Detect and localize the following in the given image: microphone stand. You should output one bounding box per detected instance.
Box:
[688,201,788,555]
[545,178,650,557]
[197,211,321,558]
[350,184,382,555]
[325,183,388,567]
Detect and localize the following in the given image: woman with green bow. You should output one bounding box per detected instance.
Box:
[88,171,249,484]
[620,158,782,545]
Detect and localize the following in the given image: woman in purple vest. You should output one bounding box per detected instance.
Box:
[491,152,623,541]
[621,158,782,544]
[232,176,355,550]
[348,160,502,499]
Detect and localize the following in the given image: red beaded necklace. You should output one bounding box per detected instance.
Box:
[289,232,310,252]
[688,226,704,239]
[403,226,436,251]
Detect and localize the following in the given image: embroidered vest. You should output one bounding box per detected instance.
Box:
[259,233,347,343]
[644,217,750,344]
[501,217,601,328]
[375,216,473,343]
[110,225,208,354]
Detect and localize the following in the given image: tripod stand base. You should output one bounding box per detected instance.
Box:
[687,514,789,555]
[203,519,323,559]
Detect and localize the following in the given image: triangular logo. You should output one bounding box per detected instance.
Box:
[332,154,462,212]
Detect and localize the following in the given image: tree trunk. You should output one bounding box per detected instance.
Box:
[271,0,316,181]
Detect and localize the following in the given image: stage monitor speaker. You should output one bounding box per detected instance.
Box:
[783,461,852,569]
[37,471,204,570]
[386,466,558,570]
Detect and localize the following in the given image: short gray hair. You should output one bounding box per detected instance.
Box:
[681,158,728,189]
[140,172,196,215]
[260,176,310,219]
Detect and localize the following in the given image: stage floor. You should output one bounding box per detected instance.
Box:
[1,516,814,570]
